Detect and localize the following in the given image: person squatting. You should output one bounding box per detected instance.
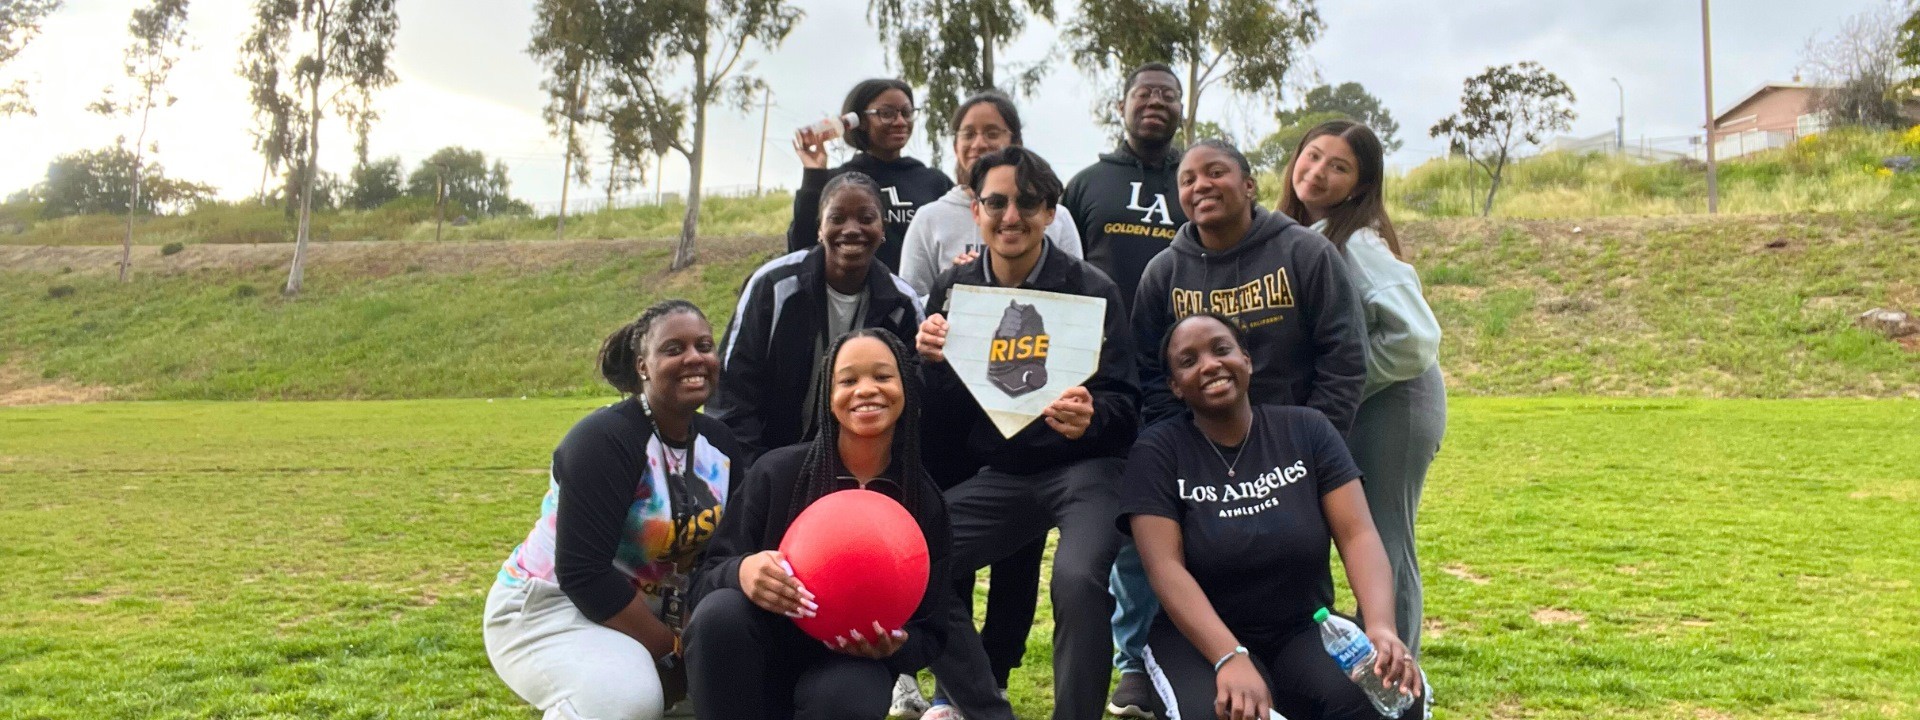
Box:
[483,63,1447,720]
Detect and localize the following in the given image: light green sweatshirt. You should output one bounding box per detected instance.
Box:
[1314,220,1442,399]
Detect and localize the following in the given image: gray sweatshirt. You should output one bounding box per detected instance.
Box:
[1312,220,1442,400]
[898,185,1082,297]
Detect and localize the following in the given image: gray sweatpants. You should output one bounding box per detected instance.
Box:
[1350,364,1446,657]
[483,577,667,720]
[929,457,1125,720]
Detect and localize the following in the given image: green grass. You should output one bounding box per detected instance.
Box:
[0,193,794,247]
[1378,127,1920,219]
[7,212,1916,401]
[2,397,1916,718]
[1410,212,1920,397]
[0,244,772,400]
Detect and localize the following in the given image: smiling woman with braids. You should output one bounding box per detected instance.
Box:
[685,328,952,720]
[485,300,747,720]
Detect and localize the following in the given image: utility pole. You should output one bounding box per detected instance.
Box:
[755,86,772,195]
[1701,0,1719,214]
[1610,77,1625,153]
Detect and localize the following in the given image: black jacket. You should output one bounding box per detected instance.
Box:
[922,243,1140,475]
[689,443,952,676]
[1062,143,1187,314]
[1132,206,1367,433]
[786,153,954,272]
[708,247,925,460]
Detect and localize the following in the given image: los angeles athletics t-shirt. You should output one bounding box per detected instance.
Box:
[1118,404,1361,639]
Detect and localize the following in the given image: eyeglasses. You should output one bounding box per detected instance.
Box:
[956,128,1009,144]
[1128,85,1181,104]
[864,106,917,122]
[979,193,1048,216]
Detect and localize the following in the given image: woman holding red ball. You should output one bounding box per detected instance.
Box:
[685,328,951,719]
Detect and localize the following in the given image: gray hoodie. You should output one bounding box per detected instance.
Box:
[898,185,1082,297]
[1132,207,1368,433]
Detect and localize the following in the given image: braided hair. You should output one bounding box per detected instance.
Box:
[782,328,931,525]
[596,299,708,395]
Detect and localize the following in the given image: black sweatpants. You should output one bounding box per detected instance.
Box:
[977,537,1044,687]
[929,457,1124,720]
[1143,618,1424,720]
[685,588,893,720]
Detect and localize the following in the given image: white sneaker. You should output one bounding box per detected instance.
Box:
[922,705,966,720]
[889,674,931,719]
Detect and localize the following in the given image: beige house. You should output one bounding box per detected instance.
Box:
[1707,82,1833,159]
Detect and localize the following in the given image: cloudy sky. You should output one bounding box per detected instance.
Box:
[0,0,1890,208]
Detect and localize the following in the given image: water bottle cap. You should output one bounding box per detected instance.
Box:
[1313,607,1330,623]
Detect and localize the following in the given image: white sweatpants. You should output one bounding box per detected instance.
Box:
[483,578,666,720]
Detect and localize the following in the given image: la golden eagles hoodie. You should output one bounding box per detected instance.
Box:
[1132,206,1368,433]
[1063,144,1187,314]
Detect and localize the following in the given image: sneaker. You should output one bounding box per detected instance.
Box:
[923,704,966,720]
[1106,671,1162,719]
[889,674,930,719]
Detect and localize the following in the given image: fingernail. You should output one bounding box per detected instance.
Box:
[834,635,847,647]
[778,560,795,576]
[891,630,906,639]
[802,599,820,611]
[785,610,804,619]
[802,609,817,618]
[850,629,865,642]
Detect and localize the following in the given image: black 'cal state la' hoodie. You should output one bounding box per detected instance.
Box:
[1132,206,1368,434]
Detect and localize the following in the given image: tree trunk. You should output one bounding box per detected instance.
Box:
[1482,165,1501,217]
[1185,46,1202,146]
[287,23,325,297]
[672,63,708,272]
[982,20,994,89]
[557,67,584,240]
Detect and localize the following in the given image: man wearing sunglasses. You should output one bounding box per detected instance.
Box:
[911,145,1138,720]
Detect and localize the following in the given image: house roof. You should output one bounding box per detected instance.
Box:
[1710,82,1834,126]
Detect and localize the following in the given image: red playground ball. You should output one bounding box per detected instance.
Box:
[777,488,930,642]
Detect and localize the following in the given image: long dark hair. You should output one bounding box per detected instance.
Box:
[1279,119,1403,259]
[841,78,915,153]
[783,328,930,524]
[596,299,707,395]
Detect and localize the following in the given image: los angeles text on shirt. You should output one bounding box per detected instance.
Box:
[1175,460,1309,518]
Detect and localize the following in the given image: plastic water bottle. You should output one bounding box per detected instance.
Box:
[797,112,861,142]
[1314,607,1413,718]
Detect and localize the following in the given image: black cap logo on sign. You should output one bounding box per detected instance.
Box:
[987,300,1049,397]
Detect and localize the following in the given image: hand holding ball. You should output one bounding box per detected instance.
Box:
[777,489,930,643]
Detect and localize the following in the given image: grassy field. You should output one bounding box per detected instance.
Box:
[2,397,1916,718]
[4,213,1915,402]
[1377,126,1920,220]
[0,194,794,247]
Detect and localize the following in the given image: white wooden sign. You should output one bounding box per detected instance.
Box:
[945,284,1107,438]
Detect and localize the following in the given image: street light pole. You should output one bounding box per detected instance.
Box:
[1701,0,1720,214]
[1610,77,1625,153]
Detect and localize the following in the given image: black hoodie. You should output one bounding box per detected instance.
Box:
[1062,143,1188,314]
[786,153,954,272]
[1132,206,1368,434]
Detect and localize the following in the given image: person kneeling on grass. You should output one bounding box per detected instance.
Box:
[1120,312,1424,720]
[484,300,747,720]
[684,328,952,720]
